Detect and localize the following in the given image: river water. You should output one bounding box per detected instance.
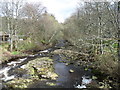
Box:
[53,54,92,88]
[0,40,94,88]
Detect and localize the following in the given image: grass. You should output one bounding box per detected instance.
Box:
[11,51,20,55]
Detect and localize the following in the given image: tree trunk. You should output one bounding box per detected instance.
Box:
[118,2,120,61]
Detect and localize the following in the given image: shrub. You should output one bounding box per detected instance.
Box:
[94,53,118,77]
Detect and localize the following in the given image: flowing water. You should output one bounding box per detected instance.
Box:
[53,54,92,88]
[0,40,94,88]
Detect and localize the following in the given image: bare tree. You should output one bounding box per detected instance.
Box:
[1,0,24,51]
[64,2,118,55]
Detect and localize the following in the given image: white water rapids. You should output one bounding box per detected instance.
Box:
[0,57,27,82]
[0,49,49,82]
[74,76,92,88]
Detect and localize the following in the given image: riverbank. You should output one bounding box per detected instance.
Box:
[0,46,28,65]
[0,42,54,65]
[1,40,119,89]
[0,46,11,64]
[52,46,119,89]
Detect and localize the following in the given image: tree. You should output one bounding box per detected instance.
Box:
[17,2,62,50]
[1,0,24,51]
[118,1,120,61]
[63,2,118,55]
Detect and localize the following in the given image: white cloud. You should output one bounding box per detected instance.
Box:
[27,0,79,23]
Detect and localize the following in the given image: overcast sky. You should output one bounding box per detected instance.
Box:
[26,0,79,23]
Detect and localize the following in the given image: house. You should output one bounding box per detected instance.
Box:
[0,31,10,43]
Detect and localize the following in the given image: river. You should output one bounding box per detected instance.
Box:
[0,40,95,88]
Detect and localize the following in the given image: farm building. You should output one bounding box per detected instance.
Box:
[0,31,10,43]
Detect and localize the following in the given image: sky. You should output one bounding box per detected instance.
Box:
[26,0,79,23]
[2,0,118,23]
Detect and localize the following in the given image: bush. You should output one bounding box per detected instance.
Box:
[94,53,118,77]
[17,38,52,52]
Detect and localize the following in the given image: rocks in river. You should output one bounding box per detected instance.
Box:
[52,49,89,61]
[11,68,27,77]
[41,75,47,78]
[98,81,112,88]
[84,68,88,71]
[25,57,54,77]
[69,69,74,73]
[26,57,53,70]
[40,72,58,80]
[65,63,69,66]
[5,57,57,88]
[65,62,73,66]
[25,57,59,80]
[47,72,58,80]
[46,82,56,86]
[92,76,97,80]
[5,78,33,88]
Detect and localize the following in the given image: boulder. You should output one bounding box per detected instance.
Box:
[69,69,74,73]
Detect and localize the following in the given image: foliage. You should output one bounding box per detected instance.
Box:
[63,2,118,78]
[1,1,63,51]
[94,53,118,77]
[11,51,20,55]
[17,38,42,51]
[63,2,118,54]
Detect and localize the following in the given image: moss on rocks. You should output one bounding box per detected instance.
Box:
[5,78,33,88]
[52,49,89,61]
[25,57,54,76]
[5,57,58,88]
